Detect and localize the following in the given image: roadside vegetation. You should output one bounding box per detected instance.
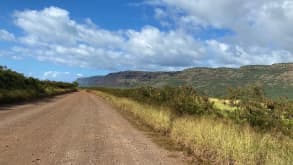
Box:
[90,85,292,164]
[0,66,78,104]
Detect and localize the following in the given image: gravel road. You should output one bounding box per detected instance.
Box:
[0,91,185,165]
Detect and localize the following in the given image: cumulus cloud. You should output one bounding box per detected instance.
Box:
[43,71,70,79]
[42,70,87,81]
[10,6,207,70]
[144,0,293,67]
[42,70,79,81]
[151,0,293,51]
[125,27,205,67]
[0,29,15,41]
[1,3,292,72]
[205,40,293,67]
[76,73,83,77]
[14,7,124,47]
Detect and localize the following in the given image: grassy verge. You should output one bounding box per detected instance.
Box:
[92,90,293,165]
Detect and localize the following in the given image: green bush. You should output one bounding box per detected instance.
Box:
[94,85,292,136]
[227,84,292,136]
[96,86,215,116]
[95,90,293,164]
[0,66,78,104]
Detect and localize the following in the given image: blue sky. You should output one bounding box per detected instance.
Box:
[0,0,157,81]
[0,0,293,82]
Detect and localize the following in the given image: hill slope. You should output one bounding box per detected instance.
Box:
[0,66,77,103]
[76,63,293,98]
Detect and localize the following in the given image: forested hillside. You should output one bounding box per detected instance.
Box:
[0,66,77,104]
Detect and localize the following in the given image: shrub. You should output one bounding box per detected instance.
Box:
[94,90,293,165]
[0,66,77,104]
[227,84,292,136]
[95,86,215,116]
[95,85,292,136]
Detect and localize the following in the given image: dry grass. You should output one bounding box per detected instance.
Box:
[209,98,236,111]
[171,117,292,164]
[95,90,172,133]
[93,90,293,165]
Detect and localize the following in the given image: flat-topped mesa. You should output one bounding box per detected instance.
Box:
[272,63,293,69]
[240,65,270,70]
[106,71,167,80]
[183,67,237,76]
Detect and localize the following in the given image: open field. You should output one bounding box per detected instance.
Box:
[93,86,293,136]
[92,89,293,165]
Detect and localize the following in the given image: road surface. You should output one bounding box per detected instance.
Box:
[0,91,185,165]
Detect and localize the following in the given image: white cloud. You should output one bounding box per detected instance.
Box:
[205,40,293,67]
[14,7,77,45]
[146,0,293,66]
[151,0,293,49]
[125,26,205,67]
[77,73,83,77]
[42,70,72,81]
[0,29,15,41]
[43,71,69,78]
[1,4,292,72]
[10,7,207,71]
[14,7,124,47]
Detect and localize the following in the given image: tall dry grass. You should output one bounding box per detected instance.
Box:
[96,90,172,133]
[171,117,292,164]
[93,90,293,165]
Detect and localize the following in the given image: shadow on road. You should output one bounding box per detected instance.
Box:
[0,92,75,111]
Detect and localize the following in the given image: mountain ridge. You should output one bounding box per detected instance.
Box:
[77,63,293,98]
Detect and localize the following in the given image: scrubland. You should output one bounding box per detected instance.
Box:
[0,66,77,104]
[91,86,292,164]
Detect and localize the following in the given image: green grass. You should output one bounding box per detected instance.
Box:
[93,90,293,164]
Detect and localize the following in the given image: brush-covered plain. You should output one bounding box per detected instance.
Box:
[91,86,292,165]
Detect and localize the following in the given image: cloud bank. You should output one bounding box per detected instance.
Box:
[3,1,293,72]
[0,29,15,41]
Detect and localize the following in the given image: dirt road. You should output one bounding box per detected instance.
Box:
[0,91,185,165]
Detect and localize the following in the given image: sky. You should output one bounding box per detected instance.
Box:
[0,0,293,82]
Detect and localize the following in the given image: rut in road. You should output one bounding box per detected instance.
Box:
[0,91,186,165]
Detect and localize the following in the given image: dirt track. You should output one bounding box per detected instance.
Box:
[0,91,185,165]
